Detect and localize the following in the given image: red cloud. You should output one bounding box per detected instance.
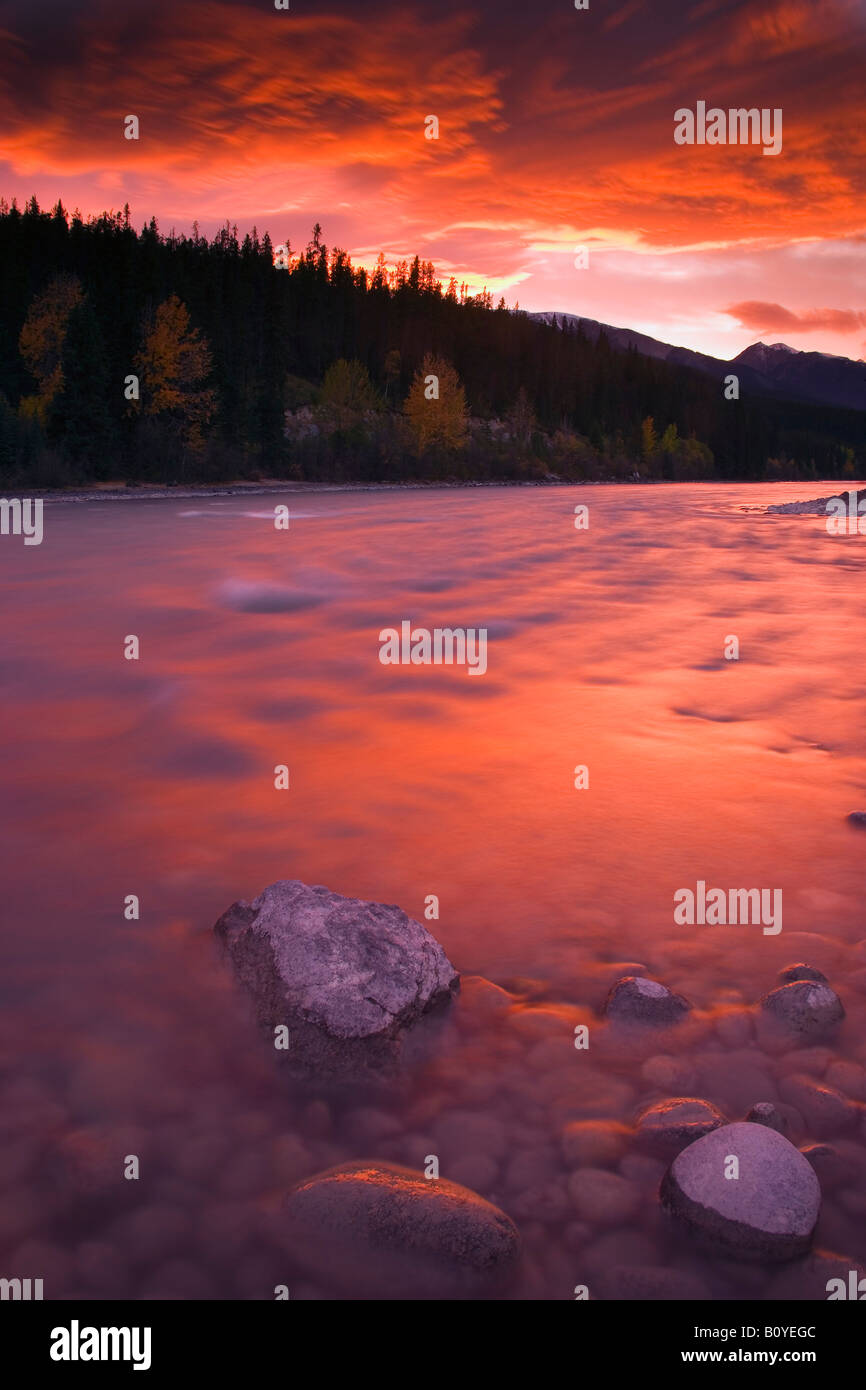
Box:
[727,302,866,333]
[0,0,864,358]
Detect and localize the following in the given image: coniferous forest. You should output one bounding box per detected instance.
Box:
[0,196,863,489]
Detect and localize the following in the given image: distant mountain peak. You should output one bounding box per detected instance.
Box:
[735,341,798,363]
[531,312,866,412]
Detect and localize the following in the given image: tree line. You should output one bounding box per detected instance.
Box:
[0,196,862,488]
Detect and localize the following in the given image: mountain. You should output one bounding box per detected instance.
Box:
[531,313,866,412]
[732,342,866,411]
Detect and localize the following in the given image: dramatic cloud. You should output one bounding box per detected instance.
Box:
[0,0,863,356]
[727,302,866,334]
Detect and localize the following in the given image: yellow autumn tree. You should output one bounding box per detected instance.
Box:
[404,353,468,454]
[18,274,84,423]
[641,415,658,462]
[133,294,216,449]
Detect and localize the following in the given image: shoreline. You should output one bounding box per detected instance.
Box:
[33,477,648,504]
[18,476,866,505]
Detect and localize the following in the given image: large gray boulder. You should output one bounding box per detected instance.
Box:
[660,1121,820,1261]
[760,979,844,1040]
[214,880,459,1076]
[279,1161,521,1298]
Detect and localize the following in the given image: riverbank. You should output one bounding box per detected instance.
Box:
[33,476,640,503]
[24,476,865,505]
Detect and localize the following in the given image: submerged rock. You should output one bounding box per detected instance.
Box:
[635,1098,726,1155]
[760,979,844,1041]
[561,1119,630,1168]
[279,1161,520,1298]
[603,976,692,1026]
[746,1101,787,1134]
[778,963,828,985]
[660,1121,820,1261]
[214,880,459,1077]
[778,1075,860,1137]
[568,1168,642,1225]
[800,1143,849,1188]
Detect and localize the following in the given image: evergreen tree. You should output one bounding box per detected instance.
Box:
[53,295,112,463]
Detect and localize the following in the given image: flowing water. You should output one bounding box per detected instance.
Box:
[2,480,865,1299]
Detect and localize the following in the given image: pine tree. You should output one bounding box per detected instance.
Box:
[54,296,112,462]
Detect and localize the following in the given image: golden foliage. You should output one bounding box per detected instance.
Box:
[404,352,468,453]
[133,295,216,446]
[18,274,84,408]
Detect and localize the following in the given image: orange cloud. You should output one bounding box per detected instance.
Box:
[727,302,866,333]
[0,0,863,357]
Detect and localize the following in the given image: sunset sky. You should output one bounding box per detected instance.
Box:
[1,0,864,360]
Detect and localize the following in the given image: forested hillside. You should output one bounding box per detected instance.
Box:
[0,197,863,487]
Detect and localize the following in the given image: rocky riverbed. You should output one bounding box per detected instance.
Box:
[200,877,866,1299]
[766,487,866,516]
[3,481,865,1300]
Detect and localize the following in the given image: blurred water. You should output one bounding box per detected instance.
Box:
[1,480,865,1299]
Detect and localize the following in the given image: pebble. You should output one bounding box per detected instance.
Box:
[509,1176,572,1223]
[778,1075,860,1137]
[503,1147,559,1192]
[432,1110,509,1161]
[561,1119,630,1168]
[345,1107,402,1146]
[826,1060,866,1101]
[640,1054,697,1091]
[635,1097,726,1155]
[715,1011,753,1047]
[270,1134,314,1185]
[568,1168,642,1225]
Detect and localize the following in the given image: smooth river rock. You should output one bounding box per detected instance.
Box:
[778,1075,861,1137]
[635,1097,726,1155]
[214,880,459,1076]
[760,980,844,1041]
[660,1121,821,1261]
[745,1101,787,1134]
[279,1161,521,1298]
[777,963,828,985]
[604,976,693,1026]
